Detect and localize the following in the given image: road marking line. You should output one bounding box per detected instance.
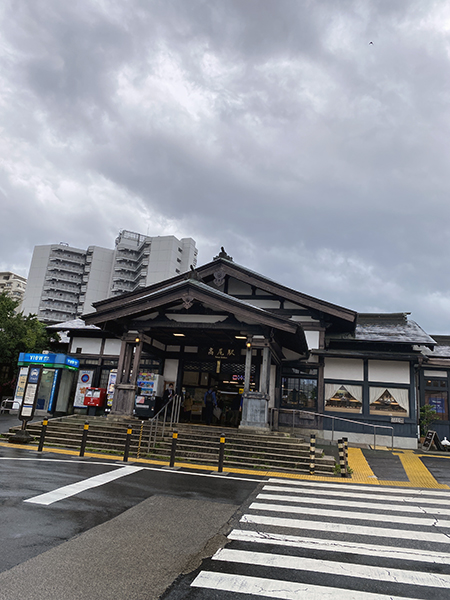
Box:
[257,492,450,515]
[240,514,450,543]
[191,571,411,599]
[0,457,264,484]
[24,466,143,505]
[268,477,450,495]
[263,483,449,505]
[249,501,449,527]
[213,548,450,588]
[228,529,450,564]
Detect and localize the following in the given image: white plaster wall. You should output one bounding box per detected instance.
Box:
[163,359,179,384]
[304,330,320,350]
[424,370,448,378]
[70,338,102,354]
[368,361,410,384]
[104,339,121,355]
[324,358,364,381]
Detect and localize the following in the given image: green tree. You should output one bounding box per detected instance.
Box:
[0,293,54,395]
[419,404,438,437]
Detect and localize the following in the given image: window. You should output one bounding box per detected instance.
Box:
[325,384,363,413]
[425,391,448,420]
[424,377,449,421]
[369,387,409,416]
[282,377,317,411]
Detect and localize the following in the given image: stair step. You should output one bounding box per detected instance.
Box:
[4,416,337,475]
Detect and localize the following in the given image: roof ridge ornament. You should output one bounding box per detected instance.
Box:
[181,293,194,310]
[213,247,233,261]
[185,265,203,281]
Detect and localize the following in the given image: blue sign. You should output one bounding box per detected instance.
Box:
[18,353,79,369]
[28,368,40,384]
[65,356,80,368]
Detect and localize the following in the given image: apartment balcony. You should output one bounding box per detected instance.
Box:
[41,298,78,309]
[43,283,79,293]
[49,254,85,266]
[47,264,84,275]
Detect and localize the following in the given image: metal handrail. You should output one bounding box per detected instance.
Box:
[147,394,182,451]
[269,407,394,450]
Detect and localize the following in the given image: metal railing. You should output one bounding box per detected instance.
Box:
[146,394,183,452]
[269,407,394,450]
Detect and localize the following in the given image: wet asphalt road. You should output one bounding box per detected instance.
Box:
[0,445,261,600]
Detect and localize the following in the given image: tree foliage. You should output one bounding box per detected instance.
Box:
[419,404,438,437]
[0,292,52,367]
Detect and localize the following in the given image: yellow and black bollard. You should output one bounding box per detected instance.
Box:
[218,434,226,473]
[342,437,349,469]
[309,433,316,475]
[123,425,133,462]
[338,438,347,478]
[37,418,48,452]
[169,429,178,467]
[79,421,89,457]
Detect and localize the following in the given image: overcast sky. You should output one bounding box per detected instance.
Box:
[1,1,450,333]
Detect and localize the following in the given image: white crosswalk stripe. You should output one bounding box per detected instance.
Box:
[190,479,450,599]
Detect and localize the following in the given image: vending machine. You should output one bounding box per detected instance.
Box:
[134,372,164,419]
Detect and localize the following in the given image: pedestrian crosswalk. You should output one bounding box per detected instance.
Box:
[189,478,450,599]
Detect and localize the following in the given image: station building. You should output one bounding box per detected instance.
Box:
[52,249,450,449]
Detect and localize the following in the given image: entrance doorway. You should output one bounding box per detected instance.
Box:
[181,360,256,426]
[35,369,58,412]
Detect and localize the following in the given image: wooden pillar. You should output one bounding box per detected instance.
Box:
[260,345,270,395]
[130,340,143,386]
[116,339,128,384]
[111,336,142,417]
[244,337,253,393]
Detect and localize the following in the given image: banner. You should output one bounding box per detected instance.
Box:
[73,370,94,408]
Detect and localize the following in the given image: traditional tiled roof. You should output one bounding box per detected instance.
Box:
[46,318,100,330]
[329,313,436,347]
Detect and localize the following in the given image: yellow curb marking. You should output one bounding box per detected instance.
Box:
[391,450,450,490]
[347,447,379,484]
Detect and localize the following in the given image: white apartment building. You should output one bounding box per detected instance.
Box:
[21,231,198,322]
[0,271,27,306]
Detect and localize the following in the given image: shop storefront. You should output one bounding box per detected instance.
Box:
[14,353,79,416]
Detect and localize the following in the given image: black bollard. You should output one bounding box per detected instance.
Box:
[123,425,133,462]
[218,434,226,473]
[169,429,178,467]
[37,418,48,452]
[309,433,316,475]
[338,438,347,478]
[342,437,349,468]
[79,421,89,457]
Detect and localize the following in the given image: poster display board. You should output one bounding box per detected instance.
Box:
[74,370,94,408]
[19,367,41,422]
[105,369,117,411]
[13,366,29,410]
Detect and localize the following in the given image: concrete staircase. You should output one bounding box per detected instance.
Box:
[4,415,336,476]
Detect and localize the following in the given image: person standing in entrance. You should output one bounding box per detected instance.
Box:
[163,383,175,420]
[204,386,217,426]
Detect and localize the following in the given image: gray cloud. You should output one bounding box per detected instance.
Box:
[1,0,450,332]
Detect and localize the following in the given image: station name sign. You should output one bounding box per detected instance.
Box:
[18,353,80,370]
